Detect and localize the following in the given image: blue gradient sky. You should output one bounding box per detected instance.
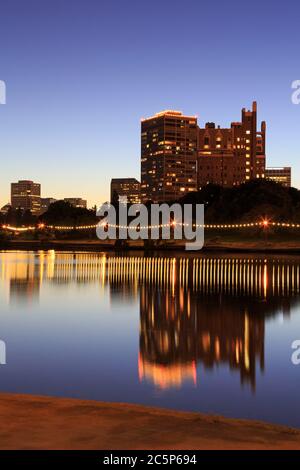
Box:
[0,0,299,207]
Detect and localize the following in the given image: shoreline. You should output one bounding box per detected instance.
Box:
[0,393,299,450]
[2,239,300,254]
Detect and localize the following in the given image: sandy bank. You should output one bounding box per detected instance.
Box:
[0,394,299,450]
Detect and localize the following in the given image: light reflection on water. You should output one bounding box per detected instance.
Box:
[0,251,299,428]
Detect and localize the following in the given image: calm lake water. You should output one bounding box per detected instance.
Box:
[0,251,299,428]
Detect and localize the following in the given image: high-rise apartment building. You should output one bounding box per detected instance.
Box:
[265,167,291,187]
[141,110,198,203]
[140,103,271,202]
[11,180,41,215]
[110,178,141,204]
[197,102,266,188]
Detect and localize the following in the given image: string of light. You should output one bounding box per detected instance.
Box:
[1,220,300,232]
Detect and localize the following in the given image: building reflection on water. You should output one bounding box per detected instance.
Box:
[1,252,299,391]
[1,252,42,304]
[107,257,297,391]
[139,289,265,390]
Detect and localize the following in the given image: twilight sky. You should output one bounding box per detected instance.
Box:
[0,0,299,208]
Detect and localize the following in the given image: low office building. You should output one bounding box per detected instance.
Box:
[40,198,57,214]
[110,178,141,204]
[0,203,11,215]
[265,167,291,187]
[64,198,87,209]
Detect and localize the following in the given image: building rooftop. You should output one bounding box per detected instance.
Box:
[141,110,197,122]
[266,167,291,170]
[111,178,140,183]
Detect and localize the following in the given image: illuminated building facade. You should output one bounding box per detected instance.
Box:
[141,110,198,202]
[265,167,291,187]
[141,103,271,202]
[110,178,141,204]
[11,180,41,215]
[198,102,266,187]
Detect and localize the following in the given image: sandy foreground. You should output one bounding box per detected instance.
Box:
[0,394,299,450]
